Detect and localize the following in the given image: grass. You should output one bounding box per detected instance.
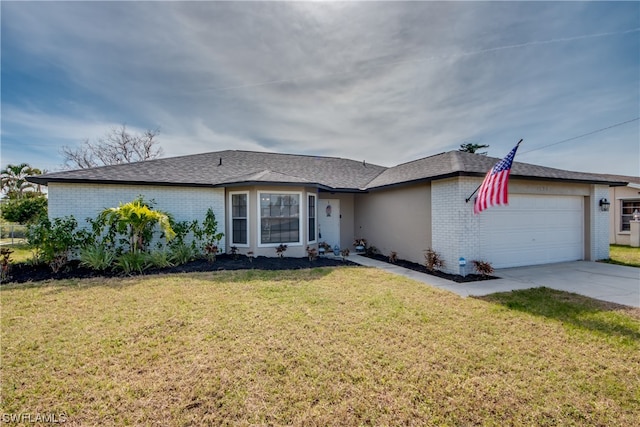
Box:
[0,243,33,264]
[605,244,640,267]
[2,267,639,425]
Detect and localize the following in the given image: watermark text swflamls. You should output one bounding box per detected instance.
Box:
[2,413,67,424]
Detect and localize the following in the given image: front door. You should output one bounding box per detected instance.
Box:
[318,199,340,249]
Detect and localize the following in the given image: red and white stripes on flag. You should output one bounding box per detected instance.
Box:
[473,142,521,214]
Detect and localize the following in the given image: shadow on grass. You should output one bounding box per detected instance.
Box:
[476,287,640,343]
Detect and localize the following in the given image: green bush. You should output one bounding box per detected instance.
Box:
[26,216,80,273]
[170,243,195,266]
[99,196,175,254]
[147,249,174,269]
[116,252,150,275]
[1,195,47,224]
[193,208,224,257]
[79,245,115,271]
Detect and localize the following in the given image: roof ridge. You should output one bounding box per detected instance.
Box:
[228,149,385,167]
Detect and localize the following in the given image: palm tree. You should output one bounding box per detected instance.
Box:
[459,143,490,155]
[1,163,42,199]
[99,197,175,253]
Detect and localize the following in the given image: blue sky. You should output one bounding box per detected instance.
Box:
[2,1,638,175]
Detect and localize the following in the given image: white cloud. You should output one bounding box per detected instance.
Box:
[2,1,638,175]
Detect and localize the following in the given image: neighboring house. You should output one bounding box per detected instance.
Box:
[28,150,626,274]
[600,174,640,245]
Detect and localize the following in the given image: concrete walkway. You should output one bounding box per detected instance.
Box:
[349,255,640,308]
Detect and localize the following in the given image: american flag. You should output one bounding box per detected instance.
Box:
[474,141,521,215]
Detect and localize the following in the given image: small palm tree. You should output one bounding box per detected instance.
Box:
[99,197,175,253]
[1,163,42,199]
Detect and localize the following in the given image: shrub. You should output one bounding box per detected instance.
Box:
[365,245,379,256]
[0,194,47,224]
[146,249,174,269]
[340,248,350,261]
[388,251,398,263]
[204,243,219,263]
[424,248,445,272]
[99,196,175,254]
[275,244,287,258]
[170,243,195,266]
[195,208,224,257]
[79,245,115,271]
[229,246,240,260]
[169,219,199,251]
[472,260,494,277]
[306,246,318,261]
[26,216,80,273]
[116,251,150,275]
[0,248,13,282]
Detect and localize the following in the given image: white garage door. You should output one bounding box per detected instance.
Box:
[479,195,584,268]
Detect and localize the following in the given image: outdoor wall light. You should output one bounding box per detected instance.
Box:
[633,209,640,221]
[599,198,610,212]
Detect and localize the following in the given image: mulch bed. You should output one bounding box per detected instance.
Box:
[361,253,498,283]
[3,255,358,285]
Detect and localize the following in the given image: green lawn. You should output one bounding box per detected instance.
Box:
[2,268,639,425]
[0,243,33,264]
[606,244,640,267]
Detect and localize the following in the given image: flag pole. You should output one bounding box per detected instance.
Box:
[464,139,522,203]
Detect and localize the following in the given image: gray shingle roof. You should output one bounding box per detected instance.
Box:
[29,150,386,191]
[364,151,627,189]
[29,149,626,191]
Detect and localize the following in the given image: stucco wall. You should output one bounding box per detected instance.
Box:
[47,182,226,248]
[354,183,431,264]
[609,185,640,245]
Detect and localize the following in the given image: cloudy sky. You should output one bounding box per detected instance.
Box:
[2,1,638,176]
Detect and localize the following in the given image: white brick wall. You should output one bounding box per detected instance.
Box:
[431,177,483,274]
[47,183,226,248]
[591,184,611,260]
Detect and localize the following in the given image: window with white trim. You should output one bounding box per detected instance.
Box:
[259,192,301,245]
[230,192,249,246]
[307,193,317,243]
[621,199,640,231]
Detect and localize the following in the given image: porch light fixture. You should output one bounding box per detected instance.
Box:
[599,198,610,212]
[633,209,640,222]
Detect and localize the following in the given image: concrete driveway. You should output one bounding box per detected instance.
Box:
[351,256,640,308]
[490,261,640,308]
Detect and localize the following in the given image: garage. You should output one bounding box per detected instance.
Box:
[479,195,584,268]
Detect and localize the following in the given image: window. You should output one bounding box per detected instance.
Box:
[230,192,249,245]
[259,192,301,245]
[621,199,640,231]
[307,193,317,243]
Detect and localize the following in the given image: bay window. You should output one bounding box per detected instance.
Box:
[259,192,301,245]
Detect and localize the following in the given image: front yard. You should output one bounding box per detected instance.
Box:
[2,267,638,425]
[606,244,640,267]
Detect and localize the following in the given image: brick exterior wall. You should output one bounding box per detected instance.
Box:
[591,184,611,260]
[431,177,482,274]
[47,183,226,248]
